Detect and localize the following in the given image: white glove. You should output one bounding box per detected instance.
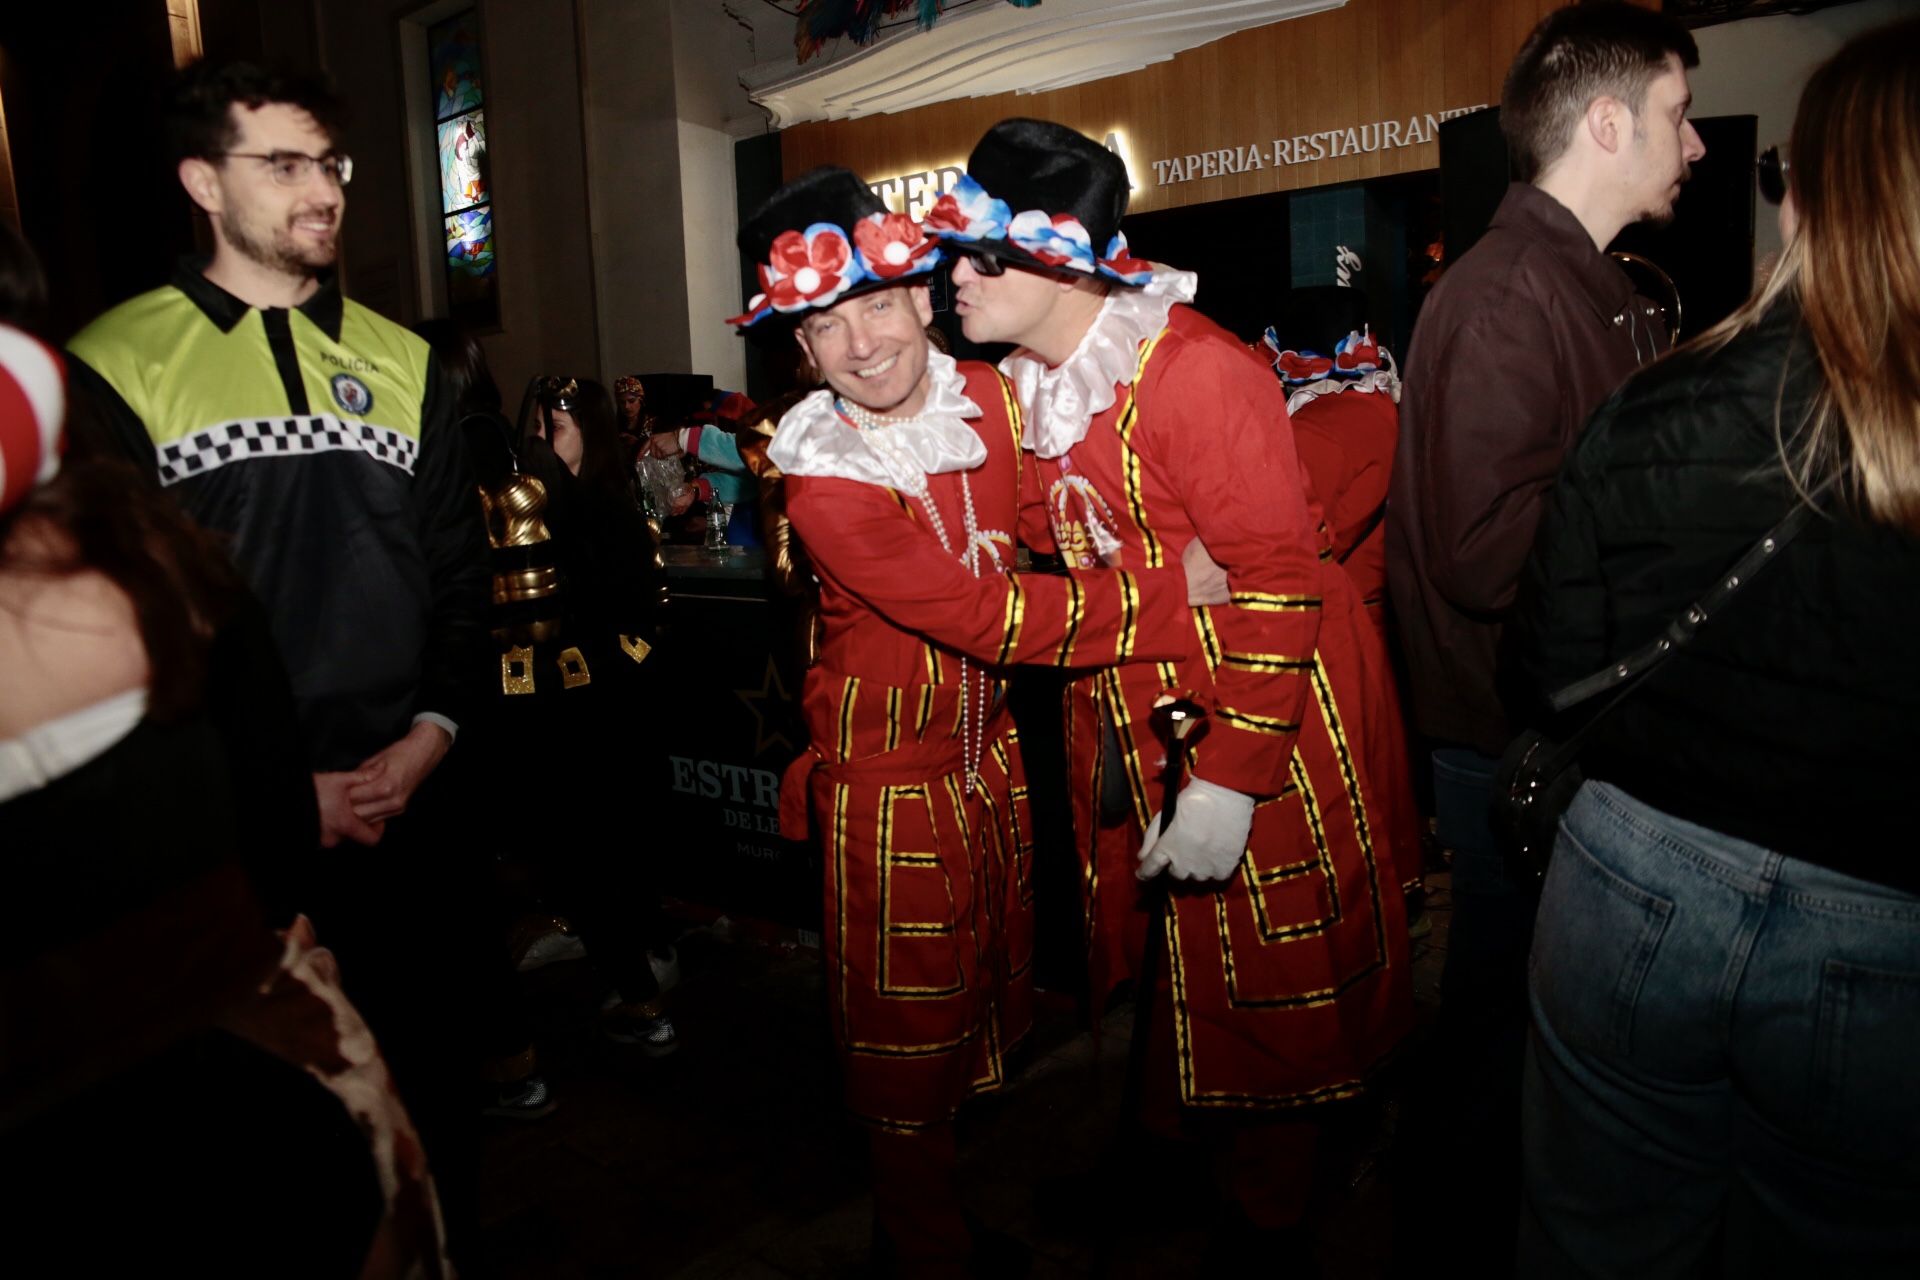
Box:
[1136,777,1256,882]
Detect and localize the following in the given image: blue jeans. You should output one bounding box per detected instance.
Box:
[1521,782,1920,1278]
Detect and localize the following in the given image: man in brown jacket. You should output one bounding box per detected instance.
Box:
[1384,1,1703,1266]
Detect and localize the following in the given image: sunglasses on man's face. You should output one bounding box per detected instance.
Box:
[952,248,1007,277]
[1758,145,1790,206]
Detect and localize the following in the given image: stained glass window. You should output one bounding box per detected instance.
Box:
[429,10,495,325]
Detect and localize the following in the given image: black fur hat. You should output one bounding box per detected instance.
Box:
[927,118,1152,287]
[731,165,942,328]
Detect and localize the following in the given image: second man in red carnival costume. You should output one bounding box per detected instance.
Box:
[932,118,1414,1253]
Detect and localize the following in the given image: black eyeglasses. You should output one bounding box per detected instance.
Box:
[217,150,354,187]
[1757,145,1789,206]
[952,247,1007,277]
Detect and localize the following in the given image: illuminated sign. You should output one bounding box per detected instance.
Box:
[870,165,965,220]
[869,131,1138,218]
[1149,106,1489,186]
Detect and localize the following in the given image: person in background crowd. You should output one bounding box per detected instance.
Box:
[732,164,1222,1274]
[1382,3,1704,1264]
[62,58,495,1258]
[1511,19,1920,1274]
[0,311,449,1278]
[646,388,761,545]
[615,373,697,523]
[410,317,526,524]
[940,118,1411,1264]
[614,374,656,452]
[497,372,682,1047]
[735,382,824,668]
[1260,290,1425,920]
[519,377,617,500]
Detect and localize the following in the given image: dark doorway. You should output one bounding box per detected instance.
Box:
[1120,188,1292,343]
[2,6,197,340]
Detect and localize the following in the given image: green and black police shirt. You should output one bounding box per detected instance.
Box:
[67,262,488,771]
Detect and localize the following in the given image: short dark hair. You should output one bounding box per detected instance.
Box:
[167,60,347,163]
[0,221,49,335]
[1501,2,1698,183]
[412,318,502,418]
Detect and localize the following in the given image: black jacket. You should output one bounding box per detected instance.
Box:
[1512,298,1920,893]
[66,264,490,771]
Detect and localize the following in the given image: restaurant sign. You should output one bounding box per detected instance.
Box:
[1149,104,1489,186]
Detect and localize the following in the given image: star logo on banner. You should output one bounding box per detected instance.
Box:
[735,657,796,757]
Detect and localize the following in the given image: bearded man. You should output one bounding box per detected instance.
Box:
[66,59,495,1256]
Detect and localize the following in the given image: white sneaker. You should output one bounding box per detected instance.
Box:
[649,945,681,993]
[515,928,587,972]
[602,998,680,1057]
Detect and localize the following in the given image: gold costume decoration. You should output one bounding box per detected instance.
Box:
[479,474,555,551]
[502,644,536,695]
[737,388,821,667]
[492,566,560,606]
[557,646,591,689]
[479,472,566,648]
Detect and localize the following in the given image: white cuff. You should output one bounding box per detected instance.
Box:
[413,711,458,742]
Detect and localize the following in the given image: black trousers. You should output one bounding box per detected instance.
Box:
[477,671,675,1007]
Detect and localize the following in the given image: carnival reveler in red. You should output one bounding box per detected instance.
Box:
[1262,317,1425,901]
[936,119,1414,1257]
[729,166,1224,1273]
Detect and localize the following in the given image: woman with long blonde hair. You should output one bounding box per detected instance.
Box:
[1509,18,1920,1276]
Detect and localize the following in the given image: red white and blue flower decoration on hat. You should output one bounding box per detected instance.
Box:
[729,211,941,328]
[1259,325,1401,411]
[1260,326,1392,382]
[925,174,1155,287]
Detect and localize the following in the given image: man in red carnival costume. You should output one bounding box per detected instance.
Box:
[730,166,1222,1274]
[933,119,1413,1257]
[1261,305,1424,904]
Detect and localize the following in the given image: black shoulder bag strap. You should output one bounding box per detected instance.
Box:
[1535,479,1834,774]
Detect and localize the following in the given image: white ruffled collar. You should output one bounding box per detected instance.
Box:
[1283,362,1403,416]
[999,270,1198,459]
[766,350,986,490]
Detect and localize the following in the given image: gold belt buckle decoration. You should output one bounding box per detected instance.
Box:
[502,644,536,695]
[557,646,592,689]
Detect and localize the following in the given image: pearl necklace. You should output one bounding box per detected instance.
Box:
[836,398,919,430]
[838,397,992,795]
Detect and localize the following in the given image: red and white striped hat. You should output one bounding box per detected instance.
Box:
[0,324,65,515]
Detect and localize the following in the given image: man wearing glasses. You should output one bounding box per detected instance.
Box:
[66,59,491,1248]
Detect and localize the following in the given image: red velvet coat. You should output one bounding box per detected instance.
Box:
[1024,307,1413,1109]
[1290,384,1423,892]
[780,363,1192,1129]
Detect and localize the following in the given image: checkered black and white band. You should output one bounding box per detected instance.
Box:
[156,413,420,486]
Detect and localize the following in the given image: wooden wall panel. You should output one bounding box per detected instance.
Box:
[779,0,1574,213]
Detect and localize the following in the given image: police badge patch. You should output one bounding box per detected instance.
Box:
[331,372,374,416]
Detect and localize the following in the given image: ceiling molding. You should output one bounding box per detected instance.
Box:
[742,0,1346,129]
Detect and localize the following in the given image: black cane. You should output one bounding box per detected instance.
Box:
[1120,697,1207,1129]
